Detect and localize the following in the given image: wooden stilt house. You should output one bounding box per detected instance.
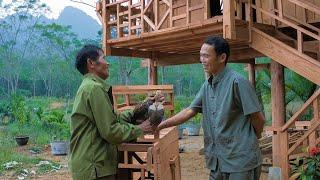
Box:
[96,0,320,179]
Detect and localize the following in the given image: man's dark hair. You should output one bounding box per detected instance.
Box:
[75,44,103,75]
[204,36,230,65]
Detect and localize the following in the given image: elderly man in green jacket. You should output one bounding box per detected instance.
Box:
[69,45,154,180]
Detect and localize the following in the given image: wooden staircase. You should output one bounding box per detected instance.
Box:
[250,27,320,85]
[243,0,320,178]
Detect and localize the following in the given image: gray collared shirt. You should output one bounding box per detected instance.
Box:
[189,67,262,173]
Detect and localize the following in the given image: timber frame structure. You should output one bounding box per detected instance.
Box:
[96,0,320,179]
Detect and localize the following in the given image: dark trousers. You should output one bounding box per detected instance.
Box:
[209,166,261,180]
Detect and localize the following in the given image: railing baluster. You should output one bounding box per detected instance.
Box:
[297,30,303,53]
[117,3,120,38]
[170,0,173,27]
[155,0,158,30]
[141,0,145,34]
[204,0,209,20]
[186,0,190,24]
[277,0,283,18]
[245,0,252,42]
[236,0,242,20]
[129,0,132,36]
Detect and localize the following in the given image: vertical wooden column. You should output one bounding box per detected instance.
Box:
[102,0,111,55]
[223,0,236,39]
[271,61,288,179]
[148,52,158,85]
[248,61,256,88]
[309,98,319,147]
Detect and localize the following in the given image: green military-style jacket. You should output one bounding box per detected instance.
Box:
[189,67,262,173]
[69,73,143,180]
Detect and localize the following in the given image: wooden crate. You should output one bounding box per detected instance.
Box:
[117,127,181,180]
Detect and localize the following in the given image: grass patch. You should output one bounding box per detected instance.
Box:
[0,127,43,175]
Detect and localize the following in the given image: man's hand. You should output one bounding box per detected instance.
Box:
[157,120,167,131]
[138,119,156,134]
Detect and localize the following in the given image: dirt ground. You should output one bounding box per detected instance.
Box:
[2,133,268,180]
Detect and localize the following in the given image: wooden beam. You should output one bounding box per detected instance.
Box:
[110,47,152,58]
[108,20,224,47]
[140,48,262,67]
[270,61,287,179]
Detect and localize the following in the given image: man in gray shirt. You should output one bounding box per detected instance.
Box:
[157,36,265,180]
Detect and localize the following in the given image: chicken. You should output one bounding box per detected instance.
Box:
[131,90,164,125]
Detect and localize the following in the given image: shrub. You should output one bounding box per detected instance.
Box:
[292,147,320,179]
[11,94,30,125]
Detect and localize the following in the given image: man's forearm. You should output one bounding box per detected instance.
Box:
[158,108,197,130]
[250,112,265,138]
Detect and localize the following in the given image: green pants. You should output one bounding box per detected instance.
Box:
[209,166,261,180]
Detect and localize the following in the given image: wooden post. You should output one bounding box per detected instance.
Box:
[223,0,236,39]
[309,99,319,147]
[248,61,256,88]
[102,0,111,55]
[270,60,288,179]
[148,52,158,85]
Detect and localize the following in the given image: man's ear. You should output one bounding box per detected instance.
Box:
[219,53,227,64]
[87,59,95,69]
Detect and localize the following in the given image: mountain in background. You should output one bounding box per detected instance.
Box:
[57,6,101,39]
[0,6,101,40]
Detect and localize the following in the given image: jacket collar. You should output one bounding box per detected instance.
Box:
[84,73,111,91]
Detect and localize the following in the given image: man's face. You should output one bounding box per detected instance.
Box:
[200,43,225,75]
[88,51,109,80]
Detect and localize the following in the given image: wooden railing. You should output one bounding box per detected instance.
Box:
[97,0,222,40]
[249,0,320,60]
[266,89,320,179]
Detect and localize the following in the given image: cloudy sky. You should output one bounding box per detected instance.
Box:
[2,0,100,23]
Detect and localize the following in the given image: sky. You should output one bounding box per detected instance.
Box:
[2,0,101,23]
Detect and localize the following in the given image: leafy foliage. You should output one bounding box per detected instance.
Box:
[11,94,30,124]
[292,147,320,180]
